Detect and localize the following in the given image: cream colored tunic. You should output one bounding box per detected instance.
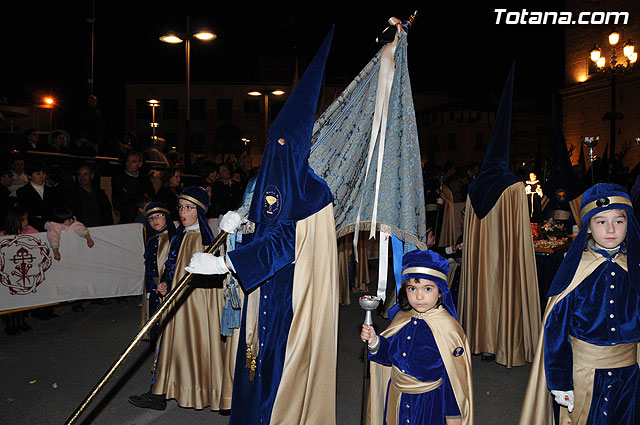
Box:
[151,229,239,410]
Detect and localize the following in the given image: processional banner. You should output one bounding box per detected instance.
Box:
[0,223,144,312]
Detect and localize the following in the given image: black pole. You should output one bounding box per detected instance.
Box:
[184,16,192,169]
[361,343,369,425]
[610,75,616,159]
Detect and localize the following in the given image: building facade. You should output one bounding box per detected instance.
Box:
[561,0,640,170]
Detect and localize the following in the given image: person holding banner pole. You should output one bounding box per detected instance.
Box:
[128,186,238,414]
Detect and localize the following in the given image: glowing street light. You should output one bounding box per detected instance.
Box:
[588,31,636,169]
[42,96,55,131]
[247,89,286,149]
[148,99,160,142]
[160,17,217,166]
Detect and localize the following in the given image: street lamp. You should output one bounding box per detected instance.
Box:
[583,136,599,185]
[589,31,636,169]
[248,89,286,150]
[43,96,55,131]
[160,17,216,167]
[148,99,160,142]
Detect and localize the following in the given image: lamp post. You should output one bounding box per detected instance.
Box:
[247,89,286,150]
[43,96,55,132]
[583,136,599,185]
[160,17,216,168]
[589,32,637,169]
[148,99,160,143]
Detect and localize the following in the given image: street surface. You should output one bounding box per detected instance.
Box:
[0,294,531,424]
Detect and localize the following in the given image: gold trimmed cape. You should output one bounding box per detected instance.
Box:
[458,182,541,367]
[366,306,474,425]
[267,203,339,424]
[518,249,630,424]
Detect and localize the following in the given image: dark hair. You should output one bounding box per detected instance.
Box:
[3,207,28,235]
[397,278,443,312]
[77,163,94,174]
[160,167,181,187]
[9,153,24,163]
[134,195,152,209]
[127,150,143,162]
[25,160,47,175]
[50,207,74,224]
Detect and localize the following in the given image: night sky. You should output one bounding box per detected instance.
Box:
[1,2,565,139]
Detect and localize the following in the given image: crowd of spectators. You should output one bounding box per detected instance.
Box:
[1,125,258,335]
[1,141,257,235]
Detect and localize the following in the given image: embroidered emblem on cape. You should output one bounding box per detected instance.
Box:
[596,197,610,207]
[453,346,464,357]
[556,188,567,202]
[0,235,53,295]
[261,185,282,221]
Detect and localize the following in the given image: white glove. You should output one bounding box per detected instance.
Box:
[185,253,229,275]
[551,390,574,413]
[219,211,242,234]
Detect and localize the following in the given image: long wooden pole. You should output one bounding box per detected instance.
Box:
[65,231,227,425]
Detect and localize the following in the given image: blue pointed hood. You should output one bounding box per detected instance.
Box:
[248,27,334,225]
[542,92,587,204]
[468,63,520,219]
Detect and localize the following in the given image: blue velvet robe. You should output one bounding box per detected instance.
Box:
[544,246,640,423]
[227,220,297,424]
[370,317,461,424]
[144,231,169,316]
[143,230,169,343]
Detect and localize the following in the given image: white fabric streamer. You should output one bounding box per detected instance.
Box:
[377,231,390,302]
[353,28,399,261]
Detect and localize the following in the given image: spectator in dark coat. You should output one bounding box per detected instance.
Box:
[0,168,15,215]
[71,164,113,227]
[111,150,155,223]
[209,163,243,217]
[68,132,96,157]
[16,161,61,231]
[14,128,46,154]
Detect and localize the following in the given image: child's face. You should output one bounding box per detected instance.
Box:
[63,218,75,226]
[147,213,167,232]
[178,199,198,227]
[588,209,627,249]
[406,278,440,313]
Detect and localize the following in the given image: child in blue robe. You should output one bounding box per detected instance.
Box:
[140,202,176,344]
[361,249,473,425]
[520,183,640,424]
